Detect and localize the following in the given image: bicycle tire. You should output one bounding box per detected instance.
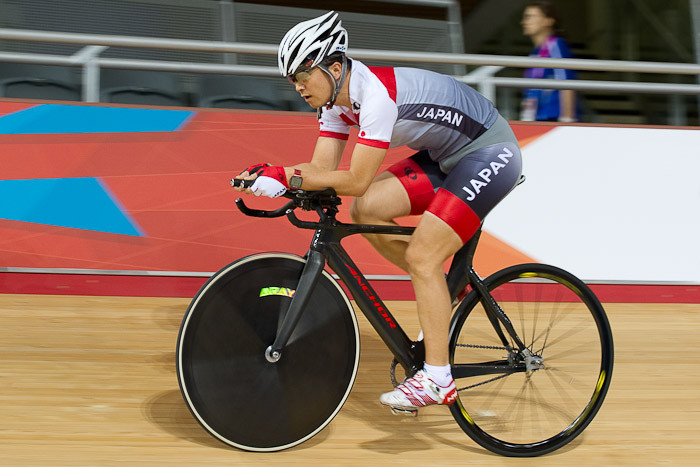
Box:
[448,263,614,457]
[177,252,359,451]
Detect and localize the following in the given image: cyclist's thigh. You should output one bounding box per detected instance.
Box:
[427,142,522,243]
[353,150,441,221]
[352,171,411,221]
[383,150,445,215]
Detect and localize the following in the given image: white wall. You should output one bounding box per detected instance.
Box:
[485,126,700,283]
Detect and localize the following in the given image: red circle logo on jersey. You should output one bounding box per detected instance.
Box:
[360,131,366,137]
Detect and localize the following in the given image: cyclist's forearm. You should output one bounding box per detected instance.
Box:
[290,162,331,173]
[284,167,367,196]
[285,144,386,196]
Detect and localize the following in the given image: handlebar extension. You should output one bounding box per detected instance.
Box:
[230,178,254,189]
[234,198,294,218]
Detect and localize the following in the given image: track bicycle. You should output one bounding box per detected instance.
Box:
[176,184,614,457]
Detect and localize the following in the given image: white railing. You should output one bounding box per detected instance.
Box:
[1,27,699,114]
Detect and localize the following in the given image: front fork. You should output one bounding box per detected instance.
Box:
[264,249,325,362]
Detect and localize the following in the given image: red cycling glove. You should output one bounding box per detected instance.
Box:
[241,163,269,176]
[255,165,289,188]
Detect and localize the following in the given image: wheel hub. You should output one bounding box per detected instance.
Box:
[522,350,544,372]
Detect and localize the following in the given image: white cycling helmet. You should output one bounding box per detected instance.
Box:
[278,11,349,109]
[278,11,348,77]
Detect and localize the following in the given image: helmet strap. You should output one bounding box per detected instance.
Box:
[318,55,348,110]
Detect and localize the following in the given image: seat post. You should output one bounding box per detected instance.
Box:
[446,227,482,299]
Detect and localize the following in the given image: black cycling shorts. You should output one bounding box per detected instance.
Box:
[386,142,522,242]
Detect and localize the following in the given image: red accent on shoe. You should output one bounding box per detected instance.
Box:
[443,388,458,405]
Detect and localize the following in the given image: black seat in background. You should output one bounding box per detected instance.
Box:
[0,63,81,101]
[100,69,187,107]
[196,74,286,111]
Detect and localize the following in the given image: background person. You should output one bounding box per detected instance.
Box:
[520,1,578,122]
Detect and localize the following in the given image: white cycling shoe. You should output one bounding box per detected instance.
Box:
[380,369,457,411]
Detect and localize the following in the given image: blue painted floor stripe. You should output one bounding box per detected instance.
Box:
[0,104,195,134]
[0,177,144,236]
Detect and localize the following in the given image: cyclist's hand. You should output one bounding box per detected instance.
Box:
[232,163,269,192]
[241,163,269,176]
[251,176,287,198]
[250,165,289,198]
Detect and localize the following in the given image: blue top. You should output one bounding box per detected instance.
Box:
[523,36,577,121]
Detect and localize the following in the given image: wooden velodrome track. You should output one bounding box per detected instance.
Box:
[1,293,699,466]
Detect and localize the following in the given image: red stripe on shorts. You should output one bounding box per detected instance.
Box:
[427,188,481,243]
[386,158,436,215]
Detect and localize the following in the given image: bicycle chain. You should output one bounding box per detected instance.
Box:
[455,343,508,351]
[389,359,401,387]
[389,343,510,387]
[456,373,510,392]
[453,343,511,391]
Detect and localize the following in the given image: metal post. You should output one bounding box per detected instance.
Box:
[83,60,100,103]
[463,65,503,104]
[220,0,237,65]
[479,79,496,105]
[72,45,107,102]
[691,0,700,121]
[665,9,686,126]
[445,0,466,75]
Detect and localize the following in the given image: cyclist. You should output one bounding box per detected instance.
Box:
[234,11,522,412]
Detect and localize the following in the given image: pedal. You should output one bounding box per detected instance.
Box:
[390,406,418,417]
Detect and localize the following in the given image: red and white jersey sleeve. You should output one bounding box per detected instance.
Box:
[319,60,398,149]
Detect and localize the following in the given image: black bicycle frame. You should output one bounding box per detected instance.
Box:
[274,210,423,374]
[235,192,527,378]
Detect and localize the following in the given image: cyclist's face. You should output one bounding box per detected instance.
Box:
[289,67,333,109]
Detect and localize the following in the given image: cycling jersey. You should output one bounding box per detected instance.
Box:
[319,59,500,163]
[318,59,522,243]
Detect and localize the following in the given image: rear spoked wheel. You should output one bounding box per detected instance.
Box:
[448,263,614,457]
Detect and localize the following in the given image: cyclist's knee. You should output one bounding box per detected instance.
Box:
[349,197,369,223]
[351,174,411,224]
[405,243,443,279]
[350,193,390,223]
